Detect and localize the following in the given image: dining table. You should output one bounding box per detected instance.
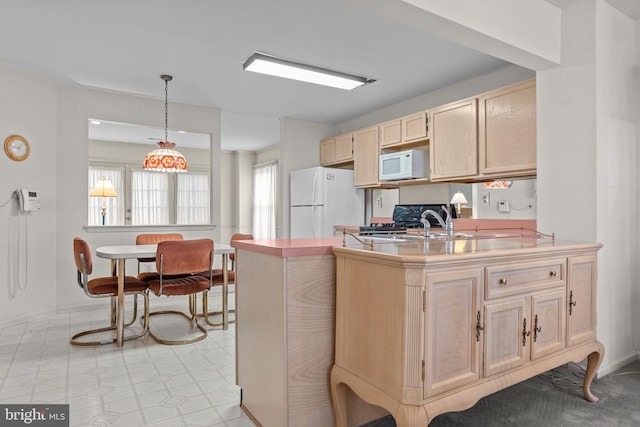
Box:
[96,242,234,347]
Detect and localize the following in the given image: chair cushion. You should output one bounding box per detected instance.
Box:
[147,275,211,296]
[87,276,148,295]
[137,272,188,283]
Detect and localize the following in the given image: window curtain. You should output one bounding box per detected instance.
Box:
[131,170,169,225]
[253,160,277,239]
[177,172,210,224]
[88,166,124,225]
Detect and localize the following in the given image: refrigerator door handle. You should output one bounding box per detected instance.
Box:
[312,170,319,206]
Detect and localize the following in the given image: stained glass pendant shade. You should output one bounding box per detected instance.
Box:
[143,74,188,172]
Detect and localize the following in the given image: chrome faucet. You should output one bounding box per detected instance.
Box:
[420,206,454,237]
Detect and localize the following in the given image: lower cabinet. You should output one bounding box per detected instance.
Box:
[424,268,482,398]
[484,289,565,377]
[331,243,603,427]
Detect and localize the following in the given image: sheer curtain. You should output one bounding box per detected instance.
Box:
[131,170,170,225]
[253,160,277,239]
[177,172,210,224]
[88,166,124,225]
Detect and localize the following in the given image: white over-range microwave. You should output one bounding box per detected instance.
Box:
[379,149,428,181]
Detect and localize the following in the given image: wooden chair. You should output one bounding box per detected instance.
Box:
[200,233,253,327]
[135,233,184,281]
[145,239,214,345]
[71,237,149,346]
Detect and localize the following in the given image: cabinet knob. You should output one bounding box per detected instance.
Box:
[499,278,508,286]
[549,271,557,277]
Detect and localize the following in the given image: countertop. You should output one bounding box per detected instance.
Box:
[233,234,601,263]
[334,236,602,265]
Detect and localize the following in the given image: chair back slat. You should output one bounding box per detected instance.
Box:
[157,239,214,276]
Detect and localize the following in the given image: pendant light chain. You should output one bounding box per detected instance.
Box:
[161,74,173,143]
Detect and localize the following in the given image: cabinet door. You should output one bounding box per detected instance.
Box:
[567,255,597,346]
[320,138,336,165]
[353,126,380,187]
[530,289,566,360]
[424,268,482,398]
[402,111,428,142]
[335,133,353,163]
[379,119,402,147]
[429,98,478,181]
[484,297,528,377]
[479,79,536,176]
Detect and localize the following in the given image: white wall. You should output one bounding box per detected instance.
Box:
[55,85,222,315]
[279,118,336,238]
[473,179,537,219]
[0,64,59,323]
[593,0,637,369]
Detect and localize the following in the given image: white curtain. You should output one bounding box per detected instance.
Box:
[253,160,277,239]
[88,166,124,225]
[177,172,210,224]
[131,170,170,225]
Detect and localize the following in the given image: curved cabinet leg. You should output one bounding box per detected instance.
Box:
[393,404,430,427]
[583,340,604,402]
[331,366,348,427]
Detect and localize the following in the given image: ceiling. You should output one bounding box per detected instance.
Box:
[1,1,636,152]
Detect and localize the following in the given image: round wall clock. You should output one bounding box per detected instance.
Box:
[4,134,30,161]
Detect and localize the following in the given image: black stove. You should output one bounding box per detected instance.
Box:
[359,204,455,235]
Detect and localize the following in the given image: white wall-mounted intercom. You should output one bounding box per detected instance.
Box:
[16,189,40,211]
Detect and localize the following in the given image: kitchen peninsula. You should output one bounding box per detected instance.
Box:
[232,233,603,427]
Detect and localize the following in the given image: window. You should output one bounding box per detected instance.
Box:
[131,169,170,225]
[253,160,277,239]
[88,166,125,226]
[177,172,210,224]
[88,163,210,225]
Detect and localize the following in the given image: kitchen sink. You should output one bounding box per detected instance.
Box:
[357,233,497,242]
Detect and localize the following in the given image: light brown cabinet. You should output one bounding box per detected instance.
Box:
[424,268,483,398]
[379,119,402,147]
[380,112,429,149]
[567,255,597,346]
[331,240,603,427]
[353,126,380,187]
[479,78,536,177]
[321,78,537,186]
[428,98,479,181]
[320,133,353,166]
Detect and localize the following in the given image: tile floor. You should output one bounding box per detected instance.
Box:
[0,293,256,427]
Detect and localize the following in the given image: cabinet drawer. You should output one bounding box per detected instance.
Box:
[485,259,565,299]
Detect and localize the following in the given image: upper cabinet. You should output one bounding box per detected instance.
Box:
[479,79,536,177]
[320,132,353,166]
[429,98,479,181]
[353,126,380,187]
[319,78,537,187]
[380,111,429,149]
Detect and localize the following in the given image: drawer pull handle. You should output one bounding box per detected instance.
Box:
[499,278,508,286]
[549,271,557,277]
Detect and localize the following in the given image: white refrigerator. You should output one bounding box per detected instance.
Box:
[290,167,364,238]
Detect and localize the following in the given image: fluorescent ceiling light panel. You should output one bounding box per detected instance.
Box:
[243,52,373,90]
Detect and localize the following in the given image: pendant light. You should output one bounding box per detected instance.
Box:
[142,74,188,172]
